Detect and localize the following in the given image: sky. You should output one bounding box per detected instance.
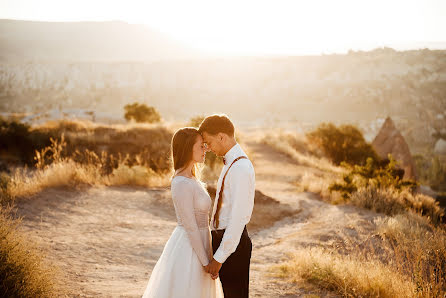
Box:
[1,0,445,55]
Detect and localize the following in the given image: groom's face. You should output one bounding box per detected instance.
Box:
[202,132,224,156]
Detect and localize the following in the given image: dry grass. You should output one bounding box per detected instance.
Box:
[32,119,173,173]
[375,213,446,296]
[5,132,170,200]
[272,247,415,298]
[0,206,63,297]
[262,132,343,174]
[271,211,446,297]
[298,171,341,201]
[351,186,444,226]
[7,161,169,199]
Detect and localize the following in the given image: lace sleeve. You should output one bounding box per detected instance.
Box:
[171,179,210,266]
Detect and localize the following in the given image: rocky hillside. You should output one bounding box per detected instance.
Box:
[1,21,445,153]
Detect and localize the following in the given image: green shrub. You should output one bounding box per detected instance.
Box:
[306,123,378,166]
[0,207,61,297]
[124,103,161,123]
[329,156,446,225]
[329,155,418,200]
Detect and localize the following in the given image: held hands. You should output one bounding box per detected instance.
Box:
[203,258,222,280]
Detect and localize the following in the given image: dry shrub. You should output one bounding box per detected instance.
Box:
[351,186,444,226]
[272,247,415,298]
[0,206,62,297]
[33,119,173,173]
[375,213,446,296]
[7,132,170,198]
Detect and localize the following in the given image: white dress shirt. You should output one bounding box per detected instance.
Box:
[210,143,255,263]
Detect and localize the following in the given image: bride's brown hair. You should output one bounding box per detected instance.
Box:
[171,127,201,178]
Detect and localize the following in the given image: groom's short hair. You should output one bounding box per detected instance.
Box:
[198,114,235,137]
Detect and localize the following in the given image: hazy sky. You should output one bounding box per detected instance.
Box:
[1,0,445,55]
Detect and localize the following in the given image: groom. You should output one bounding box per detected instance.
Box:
[199,114,255,298]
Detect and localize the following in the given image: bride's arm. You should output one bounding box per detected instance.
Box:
[172,180,210,266]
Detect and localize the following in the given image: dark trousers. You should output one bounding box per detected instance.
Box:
[212,226,252,298]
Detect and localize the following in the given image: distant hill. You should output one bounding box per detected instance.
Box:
[0,19,201,62]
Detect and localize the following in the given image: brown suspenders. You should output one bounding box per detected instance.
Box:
[213,156,248,229]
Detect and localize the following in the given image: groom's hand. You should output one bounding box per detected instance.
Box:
[208,258,222,278]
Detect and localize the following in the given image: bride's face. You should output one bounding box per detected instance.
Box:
[192,135,206,163]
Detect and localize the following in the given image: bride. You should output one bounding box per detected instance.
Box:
[142,127,224,298]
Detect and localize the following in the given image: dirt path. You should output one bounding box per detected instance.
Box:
[15,136,382,297]
[245,135,381,297]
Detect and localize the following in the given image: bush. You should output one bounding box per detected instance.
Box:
[0,206,61,297]
[306,123,378,166]
[33,121,173,174]
[329,156,418,200]
[0,118,53,165]
[124,103,161,123]
[329,156,445,225]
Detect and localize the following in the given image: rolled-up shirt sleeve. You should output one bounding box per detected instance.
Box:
[213,161,255,263]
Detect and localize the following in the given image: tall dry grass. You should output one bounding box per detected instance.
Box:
[0,206,62,297]
[272,247,415,297]
[375,213,446,296]
[34,119,173,173]
[5,132,170,200]
[351,186,444,226]
[262,132,343,174]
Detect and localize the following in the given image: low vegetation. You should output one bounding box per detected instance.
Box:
[329,156,444,226]
[375,213,446,296]
[273,247,415,298]
[0,206,62,297]
[2,132,170,204]
[268,122,446,297]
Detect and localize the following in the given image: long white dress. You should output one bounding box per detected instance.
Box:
[142,176,224,298]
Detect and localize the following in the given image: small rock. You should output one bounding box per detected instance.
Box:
[434,138,446,154]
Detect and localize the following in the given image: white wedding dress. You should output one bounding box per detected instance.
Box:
[142,176,224,298]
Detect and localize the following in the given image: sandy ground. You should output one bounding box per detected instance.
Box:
[15,134,383,297]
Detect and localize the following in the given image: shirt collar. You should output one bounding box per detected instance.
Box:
[223,143,244,165]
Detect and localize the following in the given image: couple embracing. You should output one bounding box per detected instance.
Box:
[143,114,255,298]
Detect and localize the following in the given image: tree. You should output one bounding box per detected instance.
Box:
[124,103,161,123]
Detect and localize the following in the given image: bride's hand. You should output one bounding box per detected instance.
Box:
[203,264,218,279]
[203,264,210,273]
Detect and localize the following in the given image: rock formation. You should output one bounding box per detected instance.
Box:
[372,117,417,180]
